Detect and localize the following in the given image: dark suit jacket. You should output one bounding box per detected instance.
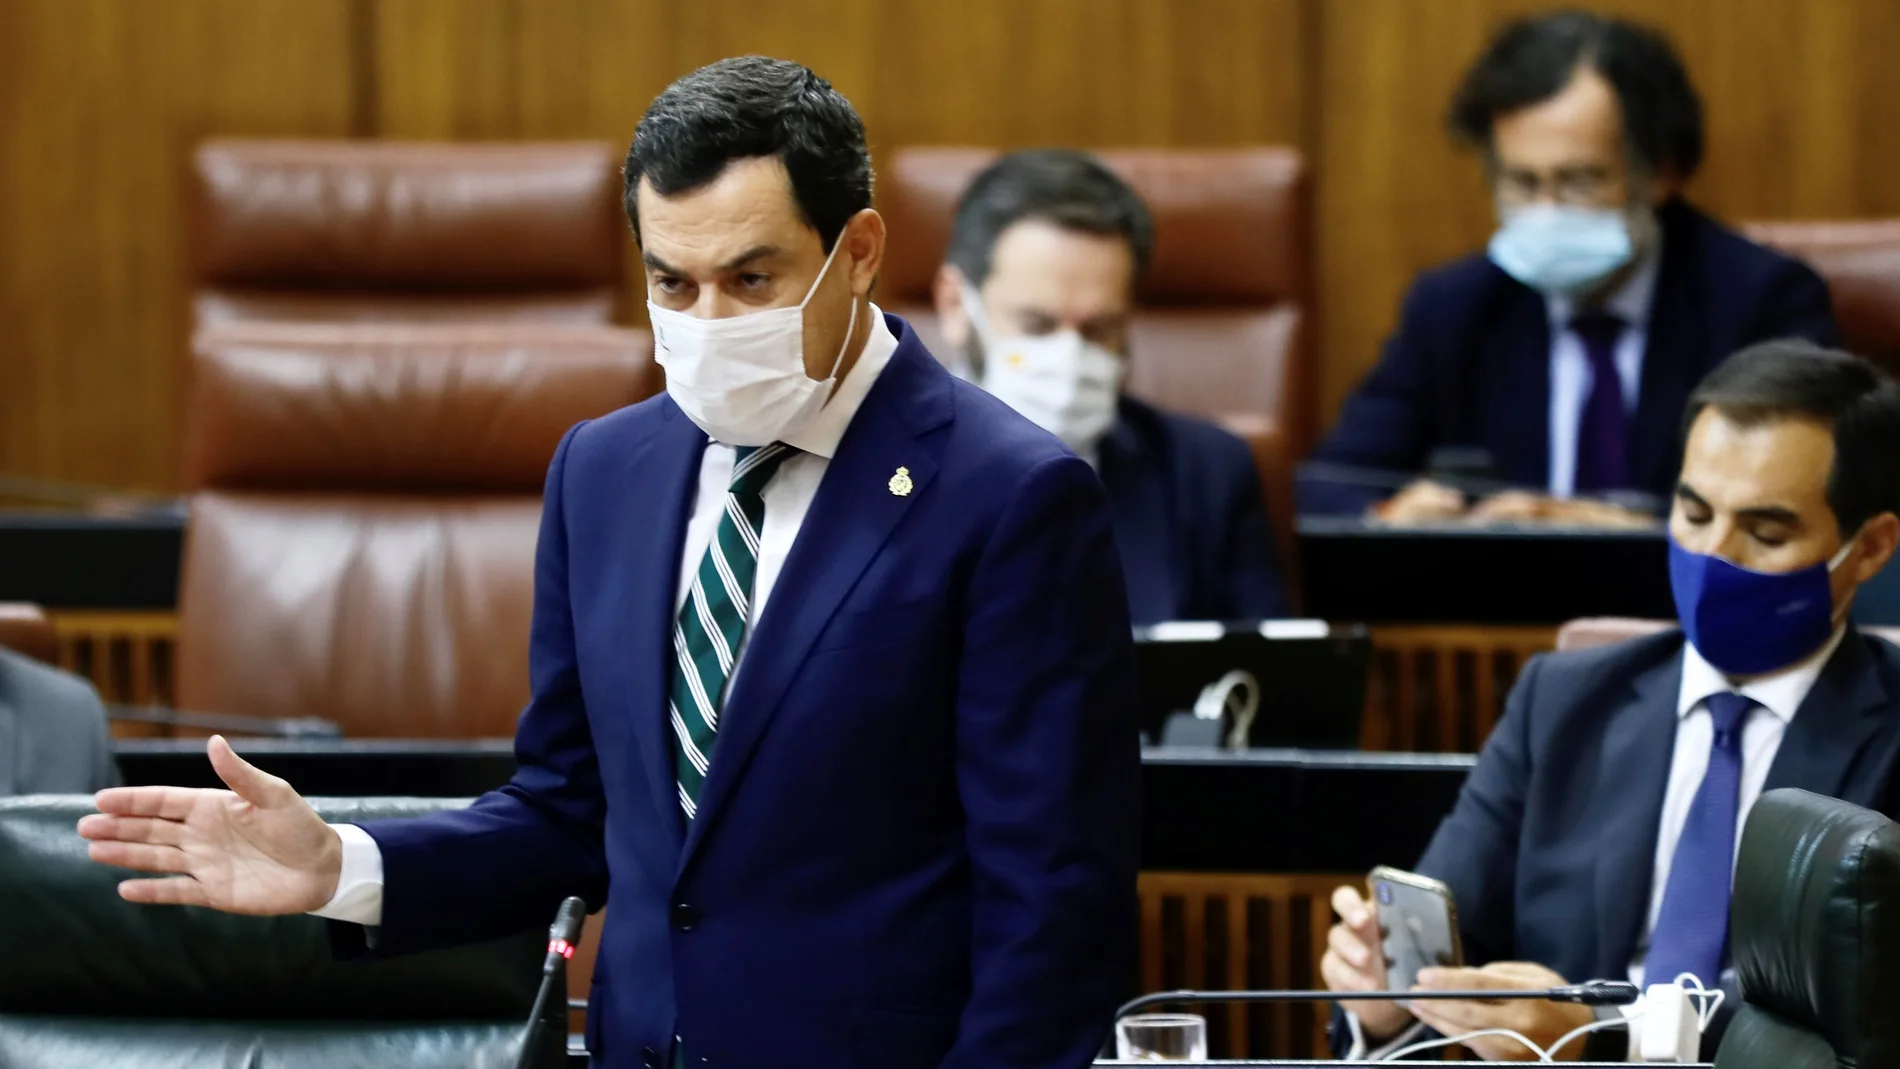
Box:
[347,314,1143,1069]
[1305,200,1838,513]
[1099,396,1290,624]
[0,647,119,796]
[1412,627,1900,1054]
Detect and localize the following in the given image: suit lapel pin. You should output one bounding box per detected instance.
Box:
[888,466,913,497]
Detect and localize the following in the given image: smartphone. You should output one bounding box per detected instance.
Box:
[1367,866,1463,992]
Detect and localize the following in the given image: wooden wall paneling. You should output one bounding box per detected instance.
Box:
[0,0,357,491]
[866,0,1308,150]
[9,0,1900,490]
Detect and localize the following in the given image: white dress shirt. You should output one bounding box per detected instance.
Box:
[1626,625,1846,983]
[1348,626,1847,1059]
[313,305,900,927]
[1545,246,1662,498]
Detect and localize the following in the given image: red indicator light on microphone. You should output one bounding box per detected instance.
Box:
[550,939,574,959]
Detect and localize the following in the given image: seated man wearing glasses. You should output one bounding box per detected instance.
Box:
[1305,11,1837,523]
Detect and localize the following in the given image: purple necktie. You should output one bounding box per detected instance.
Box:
[1642,692,1755,990]
[1571,311,1629,493]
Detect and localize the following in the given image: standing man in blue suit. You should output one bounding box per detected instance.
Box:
[932,149,1290,623]
[80,58,1141,1069]
[1323,341,1900,1060]
[1306,12,1838,520]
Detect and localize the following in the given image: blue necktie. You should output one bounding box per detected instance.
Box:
[1571,312,1629,493]
[1643,692,1755,989]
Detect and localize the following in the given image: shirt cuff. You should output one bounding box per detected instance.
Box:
[308,823,384,927]
[1344,1008,1426,1060]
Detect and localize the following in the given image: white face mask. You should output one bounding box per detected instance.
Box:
[648,236,858,446]
[961,281,1125,455]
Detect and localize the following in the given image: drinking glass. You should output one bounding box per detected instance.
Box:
[1114,1013,1208,1061]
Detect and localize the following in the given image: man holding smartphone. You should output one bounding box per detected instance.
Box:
[1324,340,1900,1059]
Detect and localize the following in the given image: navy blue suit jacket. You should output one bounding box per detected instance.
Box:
[352,315,1142,1069]
[1306,200,1837,513]
[1412,627,1900,1052]
[1098,397,1289,624]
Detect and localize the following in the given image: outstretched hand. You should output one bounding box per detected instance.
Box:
[77,735,342,915]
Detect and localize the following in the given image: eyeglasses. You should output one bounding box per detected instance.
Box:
[1492,166,1617,208]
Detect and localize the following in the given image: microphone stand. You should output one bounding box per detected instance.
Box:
[513,896,587,1069]
[1116,980,1641,1020]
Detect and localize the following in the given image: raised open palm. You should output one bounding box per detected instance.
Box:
[78,735,342,915]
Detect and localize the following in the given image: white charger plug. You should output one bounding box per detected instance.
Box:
[1637,982,1700,1062]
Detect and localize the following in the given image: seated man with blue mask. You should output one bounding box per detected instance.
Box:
[1307,11,1837,523]
[932,149,1290,624]
[1323,340,1900,1060]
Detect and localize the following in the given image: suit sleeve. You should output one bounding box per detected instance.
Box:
[1414,653,1543,966]
[1302,279,1444,515]
[1746,256,1840,348]
[940,453,1142,1069]
[89,690,122,790]
[1324,657,1545,1057]
[1212,432,1291,619]
[342,422,610,956]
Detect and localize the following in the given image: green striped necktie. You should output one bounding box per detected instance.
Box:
[669,441,797,818]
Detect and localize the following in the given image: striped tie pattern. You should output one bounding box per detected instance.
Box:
[670,442,797,819]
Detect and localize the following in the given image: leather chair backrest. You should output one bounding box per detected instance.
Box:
[176,323,656,737]
[1557,616,1900,652]
[1743,219,1900,375]
[190,139,627,327]
[0,603,57,666]
[1715,788,1900,1069]
[0,795,556,1069]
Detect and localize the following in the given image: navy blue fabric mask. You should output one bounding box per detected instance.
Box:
[1668,534,1855,676]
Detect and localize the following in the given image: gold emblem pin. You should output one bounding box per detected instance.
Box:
[888,466,913,497]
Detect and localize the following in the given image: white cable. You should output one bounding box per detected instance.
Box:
[1671,972,1725,1032]
[1380,1026,1548,1062]
[1544,1014,1638,1062]
[1191,669,1259,749]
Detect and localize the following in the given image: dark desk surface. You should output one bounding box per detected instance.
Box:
[1297,516,1671,624]
[7,508,1674,626]
[115,741,1474,874]
[0,506,184,609]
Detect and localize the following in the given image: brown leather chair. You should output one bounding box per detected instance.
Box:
[1557,616,1900,652]
[175,323,657,738]
[189,139,628,328]
[1743,220,1900,373]
[0,604,58,666]
[881,146,1312,590]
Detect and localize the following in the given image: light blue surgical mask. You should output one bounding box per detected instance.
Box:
[1487,204,1636,296]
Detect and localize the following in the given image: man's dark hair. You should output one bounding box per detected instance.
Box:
[1684,340,1900,534]
[945,150,1154,288]
[623,56,871,250]
[1448,10,1704,180]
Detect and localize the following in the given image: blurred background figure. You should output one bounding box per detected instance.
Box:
[0,605,118,795]
[934,150,1291,622]
[1307,10,1838,525]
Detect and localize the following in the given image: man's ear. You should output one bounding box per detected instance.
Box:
[1853,512,1900,584]
[842,209,885,298]
[1648,165,1686,207]
[933,265,973,349]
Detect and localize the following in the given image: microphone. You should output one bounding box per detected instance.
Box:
[1115,980,1640,1021]
[512,895,588,1069]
